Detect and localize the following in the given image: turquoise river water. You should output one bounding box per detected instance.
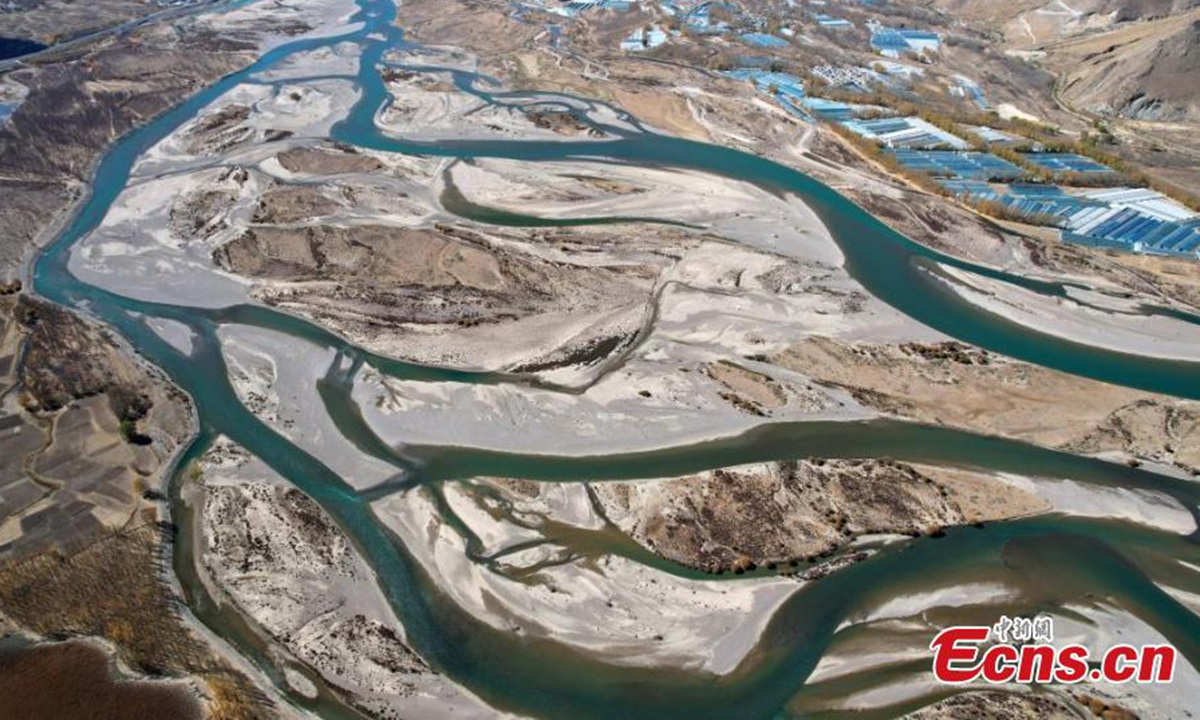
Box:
[27,0,1200,717]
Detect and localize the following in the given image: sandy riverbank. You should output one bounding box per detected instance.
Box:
[196,436,500,719]
[775,337,1200,473]
[218,322,402,490]
[935,263,1200,363]
[372,482,799,675]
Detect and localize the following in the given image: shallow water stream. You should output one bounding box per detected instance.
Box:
[27,0,1200,716]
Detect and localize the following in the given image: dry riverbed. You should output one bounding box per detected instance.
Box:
[194,436,498,719]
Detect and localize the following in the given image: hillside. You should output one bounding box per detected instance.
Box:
[1046,8,1200,121]
[928,0,1200,46]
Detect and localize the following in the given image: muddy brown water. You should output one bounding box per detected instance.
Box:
[0,641,202,720]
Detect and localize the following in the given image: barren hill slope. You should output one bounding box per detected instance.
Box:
[928,0,1200,46]
[1046,8,1200,121]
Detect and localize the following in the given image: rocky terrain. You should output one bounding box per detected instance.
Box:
[927,0,1200,45]
[904,690,1083,719]
[0,33,249,273]
[0,1,367,717]
[774,337,1200,473]
[905,688,1141,719]
[592,460,983,572]
[0,0,343,279]
[212,219,661,371]
[1,0,1197,717]
[0,0,204,49]
[197,437,497,719]
[1045,8,1200,122]
[76,62,907,393]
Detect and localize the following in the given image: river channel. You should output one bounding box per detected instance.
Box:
[27,0,1200,717]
